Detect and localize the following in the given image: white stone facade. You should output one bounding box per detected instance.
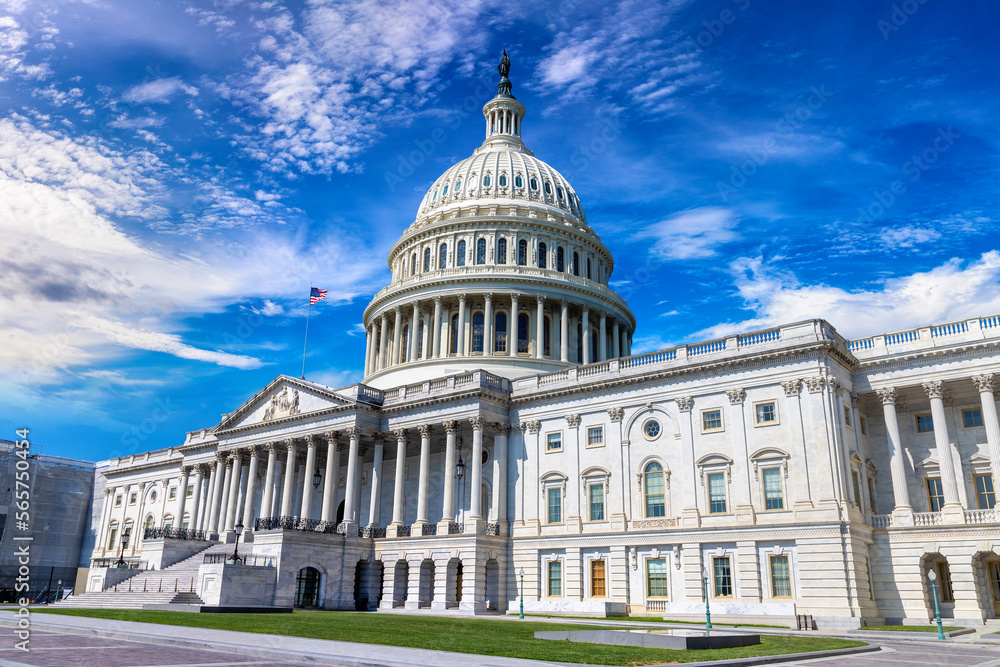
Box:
[87,62,1000,629]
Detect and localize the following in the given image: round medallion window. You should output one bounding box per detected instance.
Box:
[482,449,490,465]
[150,491,157,503]
[643,420,661,440]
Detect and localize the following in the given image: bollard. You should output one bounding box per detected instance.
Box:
[174,578,178,592]
[158,579,162,592]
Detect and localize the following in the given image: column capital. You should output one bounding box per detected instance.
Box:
[470,416,487,431]
[138,481,147,490]
[393,306,402,317]
[525,419,541,434]
[443,420,460,434]
[104,487,114,496]
[726,387,746,405]
[178,464,190,475]
[674,397,693,413]
[372,432,388,444]
[380,312,389,322]
[491,422,511,436]
[392,428,408,443]
[418,424,434,437]
[303,433,317,447]
[851,392,861,408]
[265,441,281,453]
[598,310,607,321]
[433,295,443,305]
[198,463,211,475]
[484,292,493,302]
[922,380,945,400]
[458,293,467,303]
[535,294,546,305]
[510,292,519,301]
[581,304,590,314]
[973,373,995,393]
[781,379,801,396]
[566,413,581,428]
[875,387,897,405]
[804,376,825,393]
[323,430,340,444]
[828,378,843,396]
[607,406,625,421]
[560,299,569,309]
[214,451,227,463]
[346,426,363,438]
[283,438,297,452]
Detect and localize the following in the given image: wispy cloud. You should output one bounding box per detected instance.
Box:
[631,207,739,260]
[123,76,198,104]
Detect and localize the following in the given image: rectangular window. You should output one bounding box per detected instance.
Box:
[107,527,118,550]
[548,561,562,597]
[916,414,934,433]
[852,471,863,509]
[964,408,984,428]
[976,473,996,510]
[755,402,777,424]
[868,477,877,514]
[168,487,177,500]
[547,487,562,524]
[860,415,868,436]
[129,492,137,505]
[712,556,733,597]
[708,472,727,514]
[589,484,605,521]
[770,555,792,598]
[587,426,604,447]
[702,409,723,431]
[926,477,945,512]
[591,560,606,598]
[181,519,190,531]
[546,432,562,452]
[646,558,668,598]
[937,561,954,602]
[186,484,194,498]
[762,467,784,511]
[844,405,852,426]
[114,495,122,507]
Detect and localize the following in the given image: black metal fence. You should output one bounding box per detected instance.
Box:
[202,553,275,567]
[144,527,207,541]
[486,523,501,536]
[91,558,146,569]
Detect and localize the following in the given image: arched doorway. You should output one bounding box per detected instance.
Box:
[920,553,955,619]
[392,560,409,608]
[354,560,370,610]
[973,551,1000,619]
[336,500,344,525]
[418,559,435,609]
[295,567,321,608]
[369,561,385,610]
[485,559,500,611]
[446,558,463,609]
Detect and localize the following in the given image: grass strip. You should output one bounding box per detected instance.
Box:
[859,624,962,633]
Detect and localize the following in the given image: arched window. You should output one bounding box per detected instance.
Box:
[161,514,174,530]
[644,462,666,517]
[586,257,592,280]
[423,248,431,272]
[556,247,565,272]
[517,313,530,353]
[476,238,487,265]
[497,238,507,265]
[517,239,528,266]
[439,243,447,269]
[411,252,417,276]
[572,252,580,276]
[455,179,462,191]
[295,567,321,608]
[443,183,449,196]
[107,521,119,550]
[472,312,484,353]
[576,322,582,362]
[400,325,409,363]
[543,316,551,356]
[143,514,154,539]
[457,240,466,267]
[450,314,459,354]
[495,312,507,353]
[538,242,547,269]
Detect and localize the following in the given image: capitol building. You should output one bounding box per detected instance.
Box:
[70,55,1000,630]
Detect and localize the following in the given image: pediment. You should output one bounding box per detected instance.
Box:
[217,375,354,431]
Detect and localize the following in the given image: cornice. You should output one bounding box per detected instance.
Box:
[854,340,1000,373]
[215,402,376,438]
[380,387,511,415]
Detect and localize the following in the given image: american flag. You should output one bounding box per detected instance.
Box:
[309,287,327,305]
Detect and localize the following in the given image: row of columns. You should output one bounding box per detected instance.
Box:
[364,293,633,375]
[877,374,1000,519]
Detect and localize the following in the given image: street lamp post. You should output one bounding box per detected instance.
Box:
[519,568,524,619]
[231,518,244,563]
[703,565,713,631]
[115,529,130,568]
[928,569,945,640]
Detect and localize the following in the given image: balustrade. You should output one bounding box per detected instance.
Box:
[144,527,206,541]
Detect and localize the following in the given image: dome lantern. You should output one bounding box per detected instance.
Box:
[482,49,525,148]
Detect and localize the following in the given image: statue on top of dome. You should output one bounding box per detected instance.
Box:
[497,49,513,98]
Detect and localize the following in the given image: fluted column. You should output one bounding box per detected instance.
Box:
[260,444,278,521]
[441,421,459,522]
[188,466,204,532]
[279,439,297,518]
[484,293,494,355]
[216,457,233,532]
[409,301,420,362]
[206,454,225,534]
[224,452,243,531]
[391,307,403,366]
[175,466,190,530]
[469,417,485,518]
[300,435,317,520]
[391,430,408,526]
[321,432,341,524]
[535,296,545,359]
[242,447,260,530]
[493,424,509,524]
[197,471,213,531]
[432,296,443,358]
[365,326,374,375]
[876,388,911,512]
[598,312,607,361]
[508,293,518,356]
[342,427,362,525]
[581,305,591,364]
[560,300,569,362]
[457,295,467,356]
[612,321,620,358]
[368,433,386,526]
[378,314,389,370]
[974,375,1000,494]
[415,425,433,524]
[923,380,962,510]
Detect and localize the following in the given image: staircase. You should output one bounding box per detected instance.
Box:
[59,543,234,609]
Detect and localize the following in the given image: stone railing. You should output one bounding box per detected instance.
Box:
[144,527,206,541]
[203,553,274,567]
[913,512,943,527]
[645,599,668,613]
[870,514,892,529]
[381,370,511,405]
[966,509,996,524]
[848,312,1000,360]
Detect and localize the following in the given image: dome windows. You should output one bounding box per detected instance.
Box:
[457,240,466,267]
[499,174,507,187]
[455,179,462,191]
[572,252,580,276]
[439,243,448,270]
[538,242,547,269]
[557,186,564,200]
[530,177,538,190]
[483,174,492,187]
[515,175,523,188]
[556,246,565,272]
[497,238,507,265]
[432,188,438,201]
[423,248,431,272]
[517,239,528,266]
[443,184,449,196]
[544,181,552,195]
[476,238,487,265]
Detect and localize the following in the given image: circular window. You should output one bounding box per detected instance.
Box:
[150,491,157,503]
[482,449,490,465]
[643,420,662,440]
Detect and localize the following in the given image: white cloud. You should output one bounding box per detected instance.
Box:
[878,225,941,249]
[631,333,675,354]
[123,76,198,104]
[0,15,52,81]
[631,207,739,260]
[696,252,1000,341]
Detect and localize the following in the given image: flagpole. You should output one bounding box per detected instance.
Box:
[301,298,312,379]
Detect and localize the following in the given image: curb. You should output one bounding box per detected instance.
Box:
[651,643,880,666]
[850,627,976,641]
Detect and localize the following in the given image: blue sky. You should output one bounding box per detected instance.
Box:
[2,0,999,462]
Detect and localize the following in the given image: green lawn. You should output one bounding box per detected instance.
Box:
[860,624,962,633]
[37,609,865,665]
